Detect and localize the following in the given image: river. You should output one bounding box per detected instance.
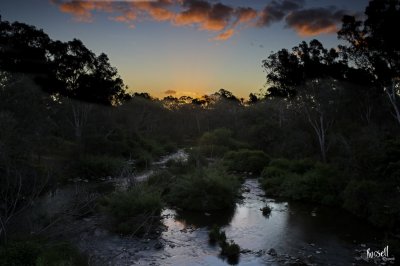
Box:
[34,150,388,265]
[128,178,382,265]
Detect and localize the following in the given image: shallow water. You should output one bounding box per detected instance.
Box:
[143,178,381,265]
[30,150,386,265]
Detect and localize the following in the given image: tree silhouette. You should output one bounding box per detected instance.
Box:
[0,18,128,106]
[338,0,400,124]
[0,18,51,75]
[248,93,258,104]
[262,40,346,98]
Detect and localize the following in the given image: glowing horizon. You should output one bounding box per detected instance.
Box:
[0,0,369,99]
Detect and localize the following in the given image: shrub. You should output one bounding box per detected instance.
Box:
[199,128,234,148]
[279,173,310,200]
[343,179,378,219]
[261,166,288,179]
[268,158,292,170]
[198,128,247,158]
[72,155,125,179]
[220,240,241,260]
[290,159,315,174]
[161,141,177,154]
[146,170,176,195]
[342,180,399,228]
[100,183,163,235]
[208,225,227,245]
[165,156,194,175]
[141,138,165,157]
[259,175,285,196]
[208,226,240,264]
[167,166,240,211]
[223,149,270,174]
[303,163,344,205]
[267,158,314,174]
[260,159,343,205]
[261,205,272,216]
[186,147,208,167]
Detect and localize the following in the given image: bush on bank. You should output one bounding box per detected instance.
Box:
[166,166,241,211]
[223,149,270,174]
[99,183,163,235]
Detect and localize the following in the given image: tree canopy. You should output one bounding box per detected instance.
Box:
[262,39,347,98]
[338,0,400,87]
[0,17,128,105]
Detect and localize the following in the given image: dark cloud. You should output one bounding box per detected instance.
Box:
[285,8,347,36]
[164,90,177,95]
[235,7,258,24]
[52,0,350,39]
[174,0,234,31]
[257,0,305,26]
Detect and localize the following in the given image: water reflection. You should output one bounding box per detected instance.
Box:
[34,175,385,265]
[155,179,383,265]
[174,208,236,228]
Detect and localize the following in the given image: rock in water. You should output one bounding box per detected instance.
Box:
[154,241,164,250]
[268,248,277,256]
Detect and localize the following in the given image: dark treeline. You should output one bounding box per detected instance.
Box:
[1,0,400,264]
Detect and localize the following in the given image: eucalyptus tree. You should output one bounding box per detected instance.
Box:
[338,0,400,125]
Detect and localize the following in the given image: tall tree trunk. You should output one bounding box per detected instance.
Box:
[306,110,332,163]
[69,102,92,140]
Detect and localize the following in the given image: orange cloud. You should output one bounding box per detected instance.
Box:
[53,0,113,22]
[134,1,174,22]
[52,0,257,40]
[52,0,349,40]
[213,28,235,41]
[293,24,338,37]
[235,7,258,24]
[112,11,137,23]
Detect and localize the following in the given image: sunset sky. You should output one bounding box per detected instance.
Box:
[0,0,369,99]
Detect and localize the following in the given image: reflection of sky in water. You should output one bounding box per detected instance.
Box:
[32,157,383,266]
[225,182,290,252]
[149,179,381,265]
